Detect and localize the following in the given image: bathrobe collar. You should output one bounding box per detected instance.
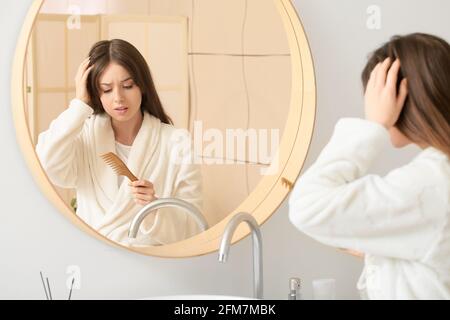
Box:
[415,146,449,162]
[93,111,162,207]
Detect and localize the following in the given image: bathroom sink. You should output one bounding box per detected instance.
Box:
[142,294,255,300]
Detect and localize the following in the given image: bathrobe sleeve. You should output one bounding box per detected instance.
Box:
[138,130,204,245]
[141,162,203,245]
[36,99,93,188]
[288,118,447,260]
[172,160,204,236]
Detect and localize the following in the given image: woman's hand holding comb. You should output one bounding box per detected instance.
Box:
[129,179,158,206]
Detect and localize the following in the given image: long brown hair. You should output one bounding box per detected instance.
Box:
[362,33,450,157]
[86,39,173,125]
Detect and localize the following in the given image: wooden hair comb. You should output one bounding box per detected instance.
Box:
[101,152,138,182]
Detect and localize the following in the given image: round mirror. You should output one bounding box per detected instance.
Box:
[12,0,315,257]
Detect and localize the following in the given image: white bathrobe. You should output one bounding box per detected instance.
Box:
[289,118,450,299]
[36,98,203,247]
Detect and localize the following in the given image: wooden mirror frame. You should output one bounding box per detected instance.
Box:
[11,0,316,258]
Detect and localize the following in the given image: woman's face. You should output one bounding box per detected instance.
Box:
[98,62,142,123]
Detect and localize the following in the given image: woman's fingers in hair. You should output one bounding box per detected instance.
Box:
[376,57,392,87]
[368,63,380,89]
[75,58,90,81]
[80,57,89,67]
[396,78,409,109]
[82,65,94,82]
[386,59,401,91]
[80,57,90,71]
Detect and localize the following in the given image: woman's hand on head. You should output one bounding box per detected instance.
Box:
[129,179,158,206]
[364,57,409,129]
[75,57,94,105]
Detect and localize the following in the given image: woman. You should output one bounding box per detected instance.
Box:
[289,33,450,299]
[36,39,203,247]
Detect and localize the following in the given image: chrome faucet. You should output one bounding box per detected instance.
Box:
[218,212,263,299]
[128,198,209,239]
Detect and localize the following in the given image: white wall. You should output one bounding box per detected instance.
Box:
[1,0,449,300]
